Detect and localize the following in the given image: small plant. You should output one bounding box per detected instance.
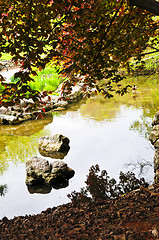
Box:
[10,76,20,83]
[10,64,63,93]
[29,64,63,92]
[0,84,5,93]
[68,164,149,203]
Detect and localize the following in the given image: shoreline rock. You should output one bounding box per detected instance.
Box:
[0,84,85,125]
[149,111,159,183]
[0,66,96,125]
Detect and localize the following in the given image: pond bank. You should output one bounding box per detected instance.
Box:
[0,81,93,125]
[0,64,94,125]
[149,111,159,183]
[0,183,158,239]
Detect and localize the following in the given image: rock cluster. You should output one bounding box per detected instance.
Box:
[25,134,75,192]
[149,111,159,183]
[0,81,94,125]
[26,156,74,186]
[0,96,65,125]
[0,60,18,71]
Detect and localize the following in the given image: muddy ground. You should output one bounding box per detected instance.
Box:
[0,184,159,239]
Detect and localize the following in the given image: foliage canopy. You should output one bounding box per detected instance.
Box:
[0,0,158,106]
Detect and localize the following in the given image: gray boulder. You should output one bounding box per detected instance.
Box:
[25,156,75,186]
[149,125,159,148]
[53,100,68,110]
[38,134,70,159]
[152,111,159,126]
[154,149,159,183]
[45,160,75,184]
[149,111,159,183]
[0,114,21,125]
[25,156,51,185]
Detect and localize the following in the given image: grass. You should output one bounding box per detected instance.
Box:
[0,53,63,93]
[129,53,159,75]
[128,36,159,75]
[1,39,158,95]
[0,84,4,92]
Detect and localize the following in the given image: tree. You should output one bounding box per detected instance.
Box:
[129,0,159,16]
[0,0,158,106]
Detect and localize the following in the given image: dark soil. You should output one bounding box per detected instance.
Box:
[0,184,159,240]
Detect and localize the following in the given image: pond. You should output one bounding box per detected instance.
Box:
[0,73,158,219]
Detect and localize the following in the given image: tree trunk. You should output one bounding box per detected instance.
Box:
[129,0,159,15]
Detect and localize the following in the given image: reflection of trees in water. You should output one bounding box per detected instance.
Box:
[124,157,153,177]
[80,94,120,121]
[0,116,53,175]
[68,165,149,203]
[0,160,9,175]
[0,184,8,197]
[0,115,53,136]
[130,115,152,139]
[0,134,40,174]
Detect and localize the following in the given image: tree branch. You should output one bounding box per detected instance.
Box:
[129,0,159,15]
[141,50,159,56]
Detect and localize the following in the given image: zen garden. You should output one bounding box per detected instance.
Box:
[0,0,159,239]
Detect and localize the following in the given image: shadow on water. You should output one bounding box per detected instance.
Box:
[0,184,8,197]
[27,180,69,194]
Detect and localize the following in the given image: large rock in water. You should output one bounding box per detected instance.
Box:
[45,160,75,185]
[25,156,75,186]
[38,134,70,159]
[25,156,51,185]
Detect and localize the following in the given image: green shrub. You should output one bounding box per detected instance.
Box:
[29,65,63,92]
[9,64,63,92]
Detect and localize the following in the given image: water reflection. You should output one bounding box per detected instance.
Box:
[0,115,53,136]
[0,116,53,175]
[0,184,8,197]
[0,86,157,219]
[80,95,121,121]
[124,157,153,177]
[27,183,52,194]
[130,118,152,139]
[27,180,69,194]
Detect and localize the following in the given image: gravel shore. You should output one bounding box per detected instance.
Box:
[0,184,159,239]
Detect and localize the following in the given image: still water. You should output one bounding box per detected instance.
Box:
[0,92,155,219]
